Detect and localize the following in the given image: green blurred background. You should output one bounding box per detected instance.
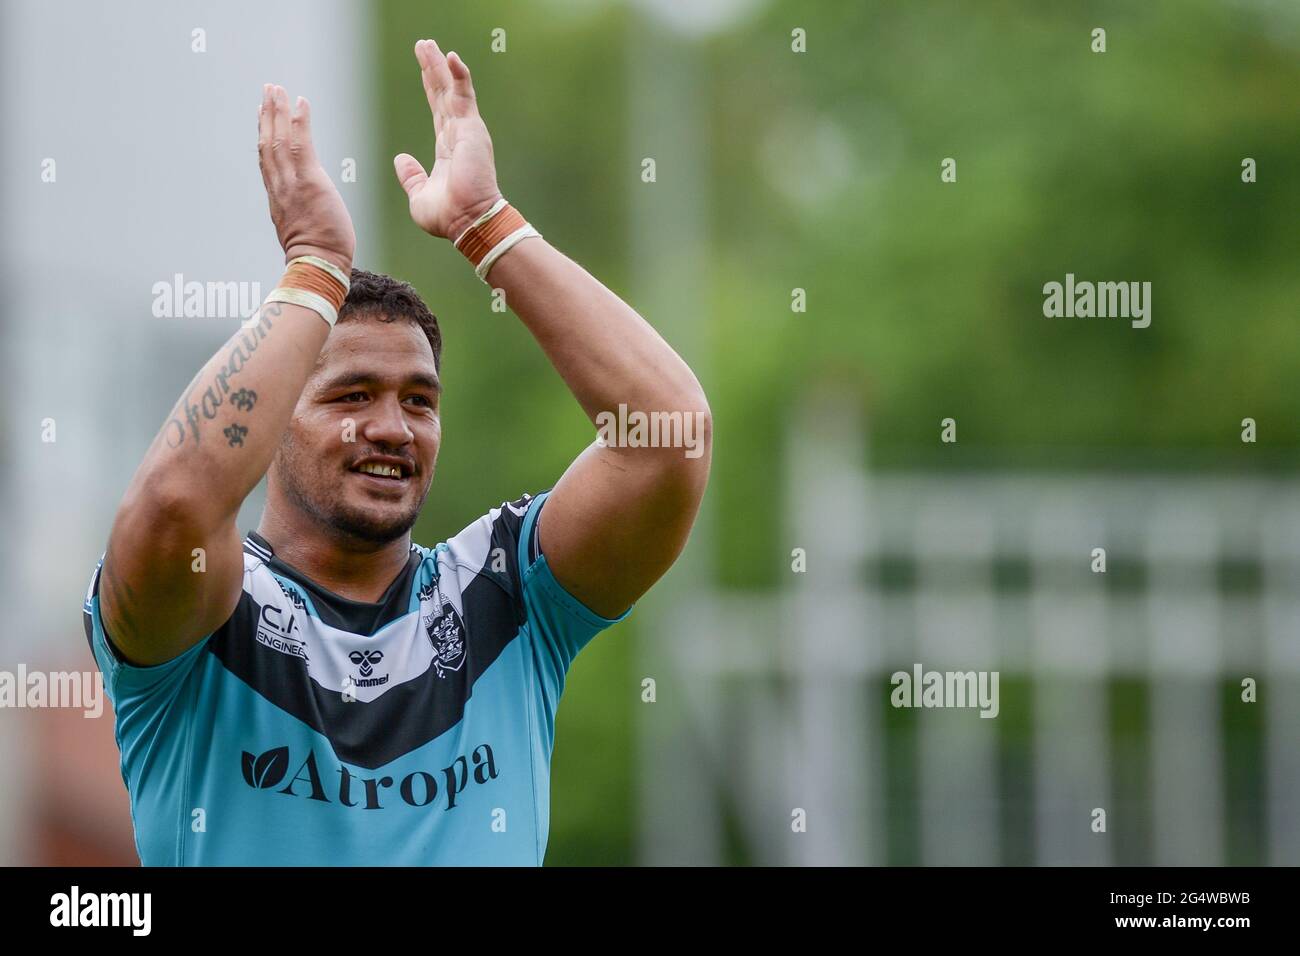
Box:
[4,0,1296,866]
[370,1,1298,863]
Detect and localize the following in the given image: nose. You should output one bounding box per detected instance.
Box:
[360,393,415,449]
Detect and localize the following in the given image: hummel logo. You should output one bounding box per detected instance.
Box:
[347,649,388,688]
[349,649,384,678]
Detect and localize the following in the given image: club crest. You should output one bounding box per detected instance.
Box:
[424,602,467,677]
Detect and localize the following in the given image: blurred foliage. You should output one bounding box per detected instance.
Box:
[374,0,1295,864]
[376,0,637,866]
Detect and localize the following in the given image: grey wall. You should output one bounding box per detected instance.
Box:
[0,0,374,862]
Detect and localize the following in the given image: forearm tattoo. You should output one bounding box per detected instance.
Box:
[163,304,279,449]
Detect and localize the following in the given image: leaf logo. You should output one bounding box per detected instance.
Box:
[241,746,290,789]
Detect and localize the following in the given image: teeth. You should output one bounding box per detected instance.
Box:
[358,462,402,479]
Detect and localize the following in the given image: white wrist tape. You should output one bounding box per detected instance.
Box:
[475,224,542,283]
[453,198,543,284]
[264,287,340,328]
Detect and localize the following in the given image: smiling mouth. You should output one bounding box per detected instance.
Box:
[350,462,411,482]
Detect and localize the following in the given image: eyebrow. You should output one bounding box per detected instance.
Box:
[316,370,442,394]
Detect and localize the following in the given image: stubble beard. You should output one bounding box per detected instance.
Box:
[274,433,430,546]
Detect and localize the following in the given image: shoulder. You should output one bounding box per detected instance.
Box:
[414,492,548,609]
[433,492,545,572]
[239,536,300,602]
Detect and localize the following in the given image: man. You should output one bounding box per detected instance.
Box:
[82,39,711,865]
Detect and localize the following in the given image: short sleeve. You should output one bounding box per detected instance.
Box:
[82,555,212,709]
[515,491,632,679]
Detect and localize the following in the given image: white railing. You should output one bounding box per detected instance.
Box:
[641,398,1300,865]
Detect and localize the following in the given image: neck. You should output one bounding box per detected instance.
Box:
[255,506,412,604]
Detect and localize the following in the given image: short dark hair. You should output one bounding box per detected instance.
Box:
[337,268,442,371]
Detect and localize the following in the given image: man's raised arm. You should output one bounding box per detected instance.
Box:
[394,40,711,619]
[99,86,355,665]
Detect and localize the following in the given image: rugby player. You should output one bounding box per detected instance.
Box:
[82,38,710,865]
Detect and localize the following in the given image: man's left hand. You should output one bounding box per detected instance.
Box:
[393,38,504,243]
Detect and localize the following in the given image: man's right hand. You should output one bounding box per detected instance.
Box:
[258,84,355,273]
[97,87,352,667]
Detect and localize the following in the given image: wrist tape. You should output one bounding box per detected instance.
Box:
[264,255,351,327]
[453,199,542,283]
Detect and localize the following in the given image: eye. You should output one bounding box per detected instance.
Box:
[340,391,368,402]
[405,394,434,408]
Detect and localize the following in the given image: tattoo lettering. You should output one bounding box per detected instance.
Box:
[164,303,280,448]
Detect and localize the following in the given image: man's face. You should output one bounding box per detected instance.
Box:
[272,313,441,545]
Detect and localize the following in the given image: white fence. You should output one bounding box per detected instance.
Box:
[639,399,1300,865]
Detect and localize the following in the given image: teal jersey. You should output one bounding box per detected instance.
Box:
[82,491,629,865]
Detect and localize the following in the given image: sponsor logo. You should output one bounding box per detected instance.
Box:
[348,649,388,687]
[256,604,309,662]
[240,742,499,811]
